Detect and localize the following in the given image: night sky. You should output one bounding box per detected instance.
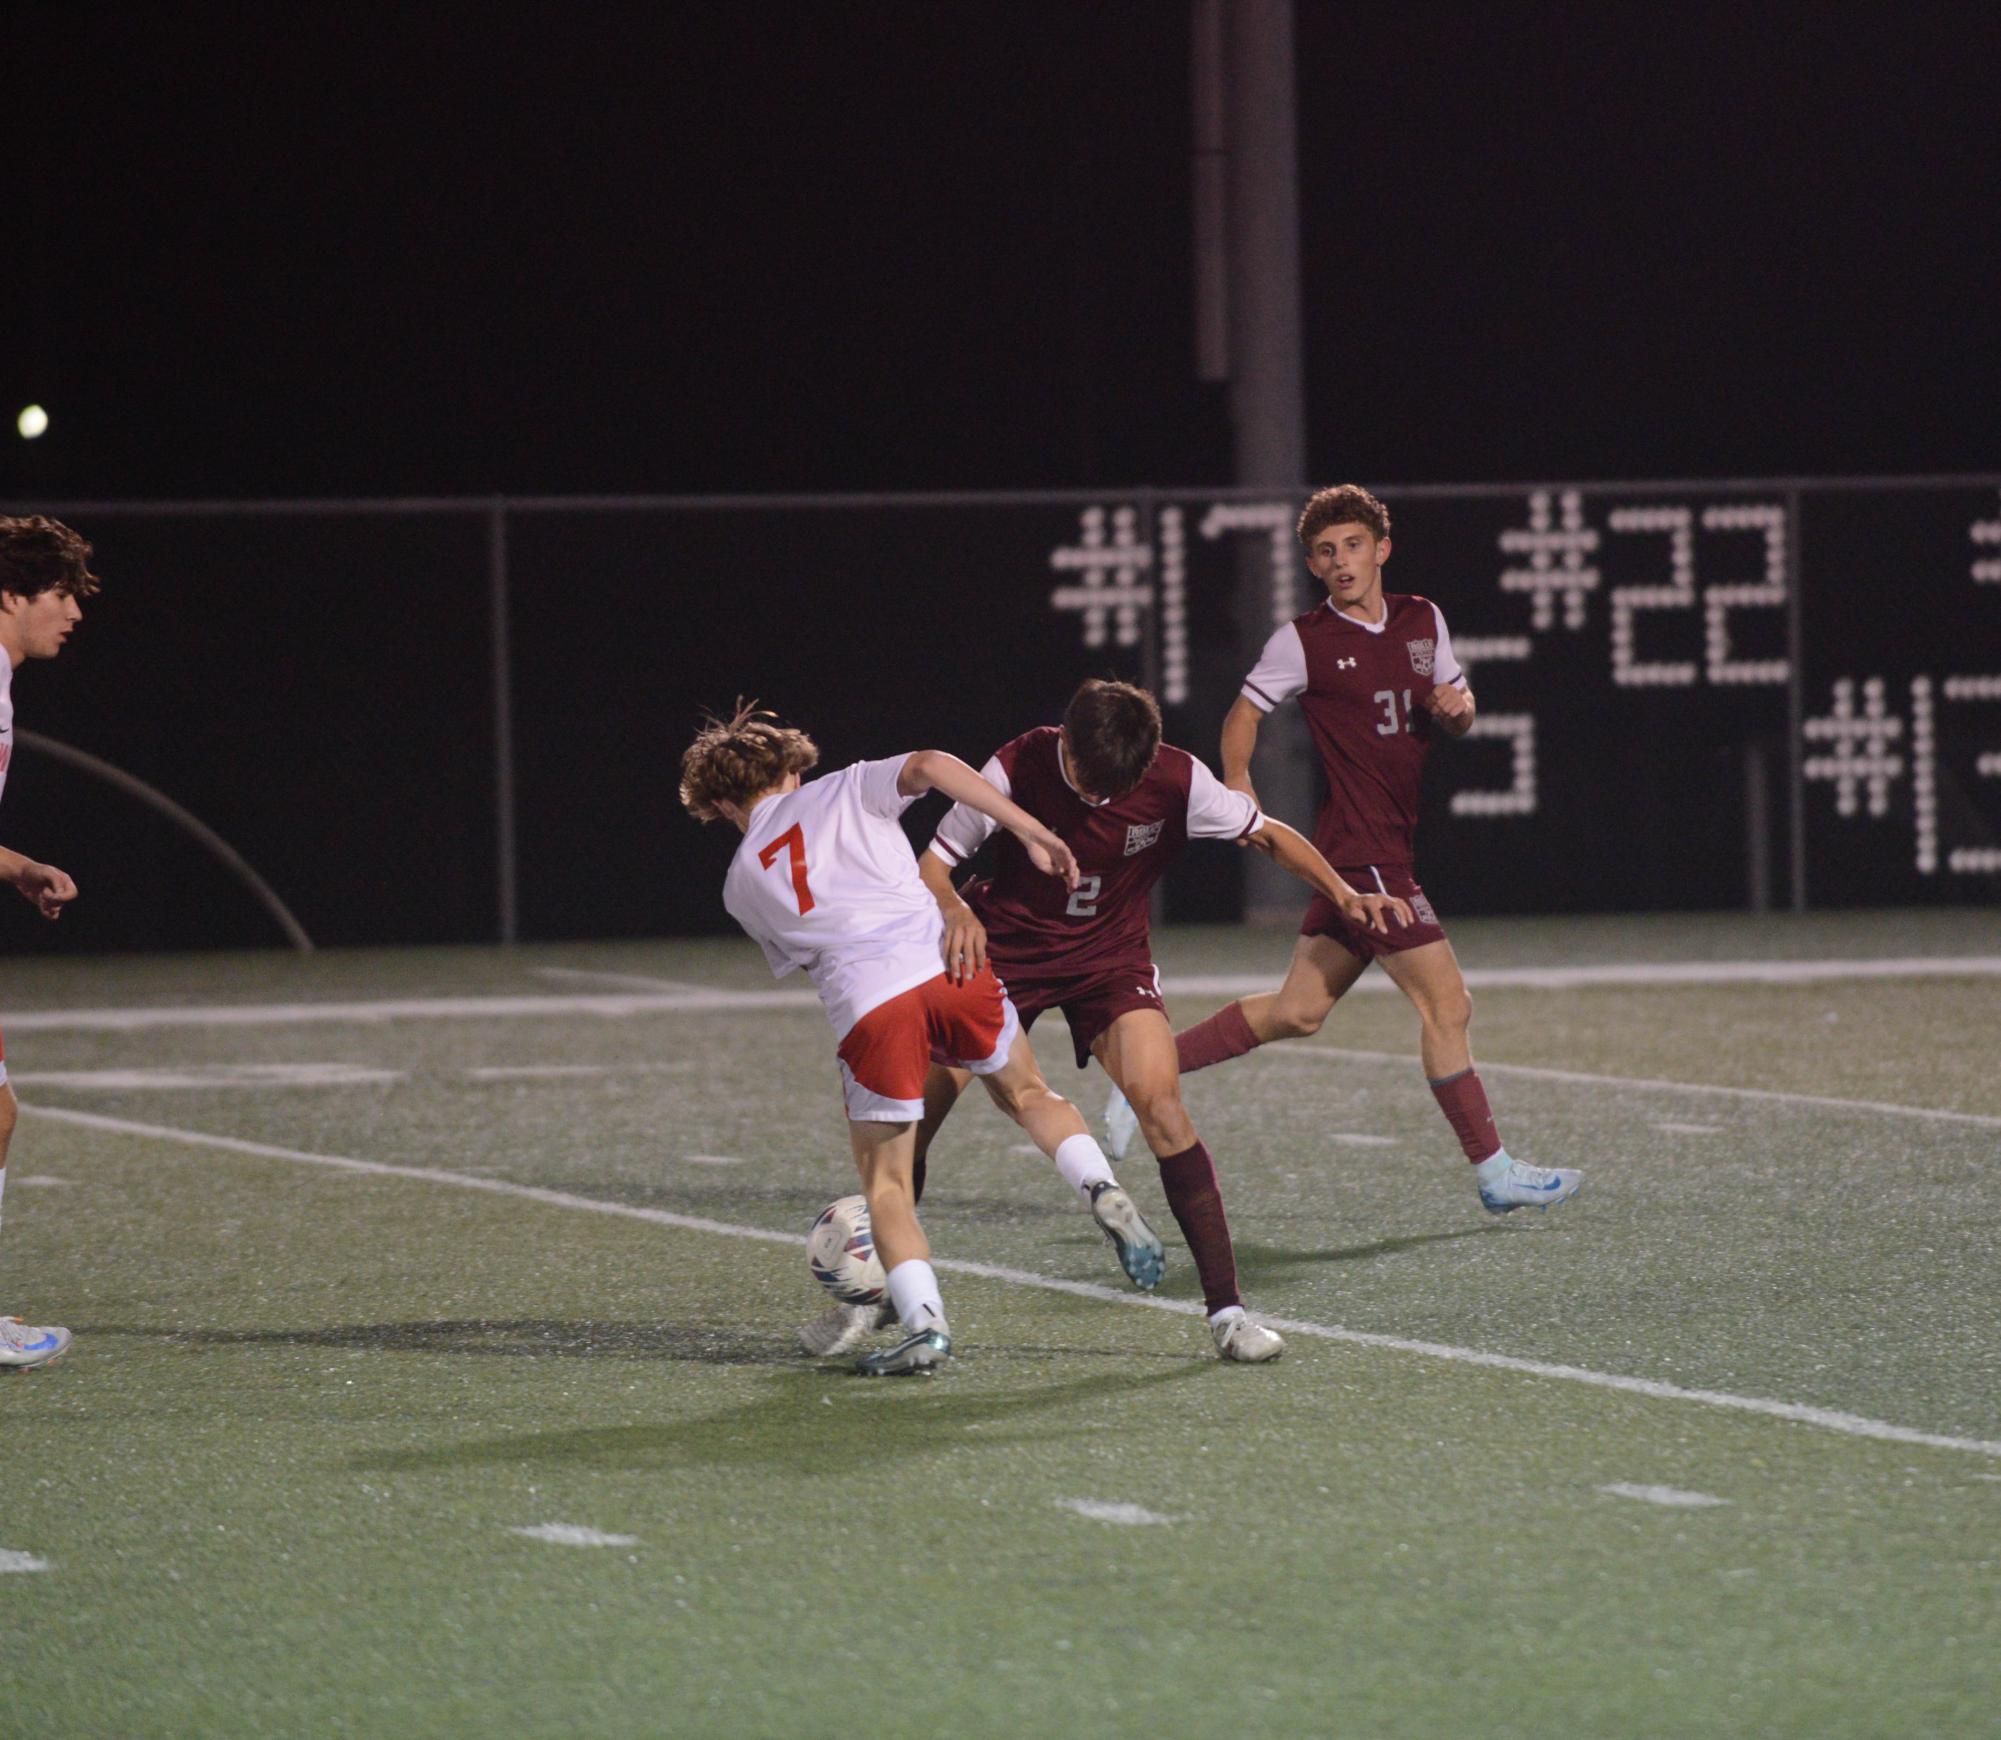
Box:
[8,1,1998,502]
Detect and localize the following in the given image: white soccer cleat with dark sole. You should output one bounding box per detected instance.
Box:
[1211,1314,1285,1363]
[799,1300,896,1358]
[1089,1181,1166,1289]
[1478,1159,1583,1215]
[1102,1083,1140,1161]
[0,1316,71,1372]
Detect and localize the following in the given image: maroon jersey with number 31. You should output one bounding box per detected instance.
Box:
[1241,592,1466,868]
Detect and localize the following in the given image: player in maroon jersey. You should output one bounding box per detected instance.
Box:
[916,678,1412,1361]
[1130,485,1582,1216]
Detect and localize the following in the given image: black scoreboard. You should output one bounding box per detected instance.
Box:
[1029,481,2001,919]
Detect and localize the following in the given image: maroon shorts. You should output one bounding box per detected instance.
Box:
[997,959,1165,1070]
[1301,864,1448,961]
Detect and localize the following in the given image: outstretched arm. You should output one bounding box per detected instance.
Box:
[1244,817,1412,936]
[0,844,77,921]
[899,751,1079,889]
[1220,696,1265,799]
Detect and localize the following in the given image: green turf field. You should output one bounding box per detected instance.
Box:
[2,912,1997,1737]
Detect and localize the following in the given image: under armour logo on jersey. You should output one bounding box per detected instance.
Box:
[1123,820,1165,856]
[1337,657,1357,670]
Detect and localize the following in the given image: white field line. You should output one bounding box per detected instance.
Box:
[507,1524,639,1547]
[528,967,717,995]
[7,952,1999,1036]
[1262,1047,2001,1131]
[24,1103,2001,1464]
[1598,1484,1729,1508]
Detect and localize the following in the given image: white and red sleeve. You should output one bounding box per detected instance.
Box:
[1239,622,1308,713]
[1185,757,1262,842]
[925,754,1010,868]
[1428,602,1467,688]
[854,753,922,820]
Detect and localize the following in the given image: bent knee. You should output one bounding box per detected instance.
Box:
[1273,1004,1329,1039]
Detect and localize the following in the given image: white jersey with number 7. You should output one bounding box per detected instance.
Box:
[721,754,948,1042]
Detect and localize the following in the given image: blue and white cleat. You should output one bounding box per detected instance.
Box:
[1102,1083,1140,1161]
[1476,1157,1583,1216]
[1089,1181,1166,1289]
[0,1316,71,1371]
[856,1328,952,1376]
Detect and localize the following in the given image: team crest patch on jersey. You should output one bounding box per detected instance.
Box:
[1407,637,1436,677]
[1123,820,1165,857]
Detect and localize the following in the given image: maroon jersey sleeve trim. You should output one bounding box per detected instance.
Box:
[1241,679,1280,712]
[928,836,967,867]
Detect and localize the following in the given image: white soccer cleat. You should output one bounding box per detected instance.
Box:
[1102,1083,1140,1161]
[1477,1157,1583,1216]
[1089,1181,1166,1289]
[1211,1314,1285,1363]
[799,1300,896,1358]
[0,1316,71,1372]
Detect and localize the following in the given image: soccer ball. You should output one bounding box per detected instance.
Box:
[807,1194,887,1305]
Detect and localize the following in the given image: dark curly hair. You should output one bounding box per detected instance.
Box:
[0,516,103,600]
[1297,485,1390,548]
[680,699,821,822]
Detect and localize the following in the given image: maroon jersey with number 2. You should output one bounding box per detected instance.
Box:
[927,727,1261,1064]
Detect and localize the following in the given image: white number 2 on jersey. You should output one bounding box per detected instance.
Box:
[1066,874,1103,917]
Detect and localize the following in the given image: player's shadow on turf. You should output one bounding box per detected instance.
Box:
[356,1364,1209,1477]
[1232,1226,1499,1282]
[93,1319,803,1366]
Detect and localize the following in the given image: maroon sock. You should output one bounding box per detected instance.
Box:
[1428,1067,1502,1162]
[1175,1001,1260,1076]
[1156,1141,1241,1314]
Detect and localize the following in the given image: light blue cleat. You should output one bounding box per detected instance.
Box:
[1089,1181,1166,1289]
[1102,1082,1140,1161]
[1477,1158,1584,1216]
[856,1328,952,1376]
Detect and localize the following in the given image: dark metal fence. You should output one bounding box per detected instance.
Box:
[3,476,1996,952]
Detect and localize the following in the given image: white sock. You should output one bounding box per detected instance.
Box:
[1473,1148,1515,1184]
[0,1163,8,1237]
[885,1259,947,1334]
[1208,1304,1245,1326]
[1052,1133,1115,1205]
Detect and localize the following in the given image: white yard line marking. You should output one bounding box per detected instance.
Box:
[1054,1499,1180,1526]
[10,1064,403,1091]
[1598,1484,1730,1508]
[8,952,1998,1035]
[464,1065,613,1081]
[0,1551,51,1573]
[1171,955,2001,994]
[24,1103,2001,1463]
[507,1524,639,1547]
[682,1154,744,1167]
[1263,1047,2001,1131]
[529,967,718,995]
[9,1175,75,1188]
[1326,1133,1399,1147]
[1656,1121,1722,1135]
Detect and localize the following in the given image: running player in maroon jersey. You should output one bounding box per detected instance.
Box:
[917,679,1412,1361]
[1127,485,1582,1215]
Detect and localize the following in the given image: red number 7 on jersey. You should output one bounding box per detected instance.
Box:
[758,823,816,915]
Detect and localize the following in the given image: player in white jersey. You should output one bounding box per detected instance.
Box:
[683,702,1167,1376]
[0,516,98,1372]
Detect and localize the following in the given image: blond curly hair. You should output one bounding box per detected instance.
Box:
[679,700,821,822]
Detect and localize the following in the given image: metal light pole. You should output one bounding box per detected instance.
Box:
[1193,0,1315,921]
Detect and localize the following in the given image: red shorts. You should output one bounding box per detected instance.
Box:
[1000,960,1165,1070]
[1302,864,1448,961]
[835,966,1021,1122]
